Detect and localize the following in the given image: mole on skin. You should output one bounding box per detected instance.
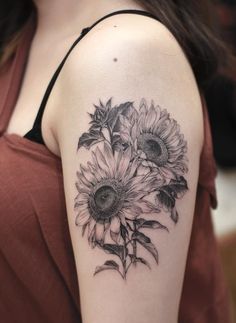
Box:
[112,26,118,62]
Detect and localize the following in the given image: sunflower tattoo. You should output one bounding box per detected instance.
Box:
[74,98,188,279]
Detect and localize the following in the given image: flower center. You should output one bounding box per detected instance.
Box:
[138,133,168,166]
[89,180,123,223]
[94,186,117,211]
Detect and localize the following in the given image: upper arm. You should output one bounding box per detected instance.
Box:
[54,19,203,323]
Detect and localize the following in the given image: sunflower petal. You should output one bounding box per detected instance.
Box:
[95,223,105,241]
[117,147,132,179]
[88,226,96,248]
[124,205,142,219]
[103,143,116,176]
[159,167,175,179]
[94,146,110,176]
[110,230,121,244]
[88,218,96,234]
[145,105,157,131]
[110,217,121,233]
[75,210,90,226]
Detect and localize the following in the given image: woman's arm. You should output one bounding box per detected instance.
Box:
[54,19,203,323]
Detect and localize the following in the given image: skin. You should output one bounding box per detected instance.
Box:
[6,1,204,322]
[6,0,143,151]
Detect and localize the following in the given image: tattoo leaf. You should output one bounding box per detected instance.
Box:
[106,106,121,131]
[120,224,129,240]
[77,128,104,150]
[110,230,120,244]
[157,177,188,206]
[134,218,169,232]
[94,260,120,276]
[156,187,175,209]
[156,176,188,223]
[168,176,188,198]
[129,255,151,269]
[90,98,112,128]
[171,207,179,224]
[108,102,135,131]
[132,231,151,244]
[102,244,125,259]
[133,233,159,264]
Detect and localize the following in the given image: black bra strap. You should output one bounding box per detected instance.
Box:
[25,9,160,144]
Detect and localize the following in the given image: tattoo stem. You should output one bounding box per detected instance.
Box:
[125,260,133,274]
[103,138,112,147]
[125,239,133,247]
[122,233,127,280]
[117,269,125,279]
[133,222,137,267]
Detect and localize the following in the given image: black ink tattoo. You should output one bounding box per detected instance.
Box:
[74,98,188,280]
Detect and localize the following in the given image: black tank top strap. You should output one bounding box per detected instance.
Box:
[24,9,161,145]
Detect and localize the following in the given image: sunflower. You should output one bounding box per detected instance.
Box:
[74,143,159,247]
[121,99,188,179]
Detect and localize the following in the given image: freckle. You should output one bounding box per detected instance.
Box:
[113,58,118,62]
[113,25,117,28]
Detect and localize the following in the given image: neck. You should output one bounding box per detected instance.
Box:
[33,0,143,39]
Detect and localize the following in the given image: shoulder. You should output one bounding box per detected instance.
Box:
[54,12,203,150]
[61,12,191,78]
[59,12,201,100]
